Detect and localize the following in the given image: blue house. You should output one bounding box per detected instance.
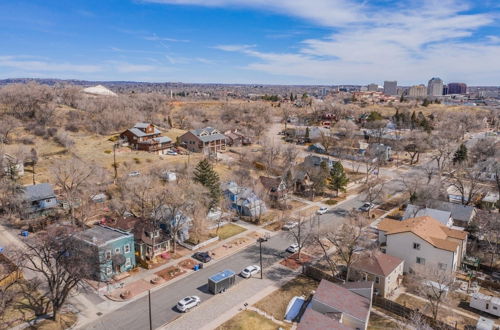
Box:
[23,183,58,217]
[222,182,267,218]
[303,155,336,169]
[73,225,136,282]
[154,206,192,243]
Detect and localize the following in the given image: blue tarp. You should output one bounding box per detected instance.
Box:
[284,296,306,321]
[209,269,235,283]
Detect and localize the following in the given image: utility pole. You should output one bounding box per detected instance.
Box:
[113,143,118,183]
[257,236,269,279]
[148,289,152,330]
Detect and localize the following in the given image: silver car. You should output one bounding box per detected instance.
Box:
[176,296,201,312]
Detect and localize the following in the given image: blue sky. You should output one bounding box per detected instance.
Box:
[0,0,499,85]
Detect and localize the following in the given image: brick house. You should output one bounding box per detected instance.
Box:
[224,129,251,146]
[120,123,172,154]
[179,127,226,155]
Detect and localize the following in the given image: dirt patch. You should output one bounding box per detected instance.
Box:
[263,221,283,231]
[280,253,313,270]
[155,266,186,281]
[210,236,253,260]
[178,258,198,270]
[211,223,247,240]
[216,310,289,330]
[368,311,399,330]
[34,313,77,330]
[254,275,318,321]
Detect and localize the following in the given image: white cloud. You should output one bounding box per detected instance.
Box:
[0,56,102,73]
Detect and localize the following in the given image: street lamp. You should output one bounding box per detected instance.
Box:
[257,236,269,279]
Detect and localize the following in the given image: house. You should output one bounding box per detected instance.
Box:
[402,205,454,228]
[298,279,373,330]
[2,153,24,177]
[422,201,476,228]
[72,225,136,281]
[23,183,58,217]
[470,293,500,317]
[378,216,468,273]
[291,169,314,195]
[154,206,192,243]
[120,123,172,154]
[351,252,404,298]
[303,155,336,169]
[224,129,251,146]
[367,143,392,161]
[307,143,327,154]
[259,176,288,203]
[179,127,226,155]
[482,192,499,210]
[222,182,267,218]
[105,216,171,263]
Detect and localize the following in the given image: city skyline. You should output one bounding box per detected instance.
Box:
[1,0,499,85]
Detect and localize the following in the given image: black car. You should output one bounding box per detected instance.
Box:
[192,252,212,263]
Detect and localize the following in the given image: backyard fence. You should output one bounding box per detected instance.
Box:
[372,296,457,330]
[303,265,344,284]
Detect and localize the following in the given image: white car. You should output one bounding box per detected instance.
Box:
[166,149,178,156]
[286,243,299,253]
[176,296,201,312]
[240,265,261,278]
[282,221,298,230]
[316,207,328,215]
[128,171,141,177]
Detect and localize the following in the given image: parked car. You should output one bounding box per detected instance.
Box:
[240,265,261,278]
[334,209,349,217]
[316,207,328,215]
[128,171,141,177]
[192,252,212,263]
[176,296,201,312]
[359,202,375,212]
[282,221,298,230]
[166,149,178,156]
[286,243,299,253]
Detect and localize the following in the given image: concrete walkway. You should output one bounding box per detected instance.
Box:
[159,264,300,330]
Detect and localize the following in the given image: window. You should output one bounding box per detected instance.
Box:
[115,247,121,254]
[486,303,489,309]
[375,276,380,284]
[46,199,52,203]
[413,243,421,250]
[105,250,111,260]
[106,267,112,275]
[438,263,447,270]
[416,257,425,265]
[124,244,130,254]
[125,258,131,267]
[493,306,498,310]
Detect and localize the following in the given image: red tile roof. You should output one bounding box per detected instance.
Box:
[352,252,403,277]
[313,279,371,322]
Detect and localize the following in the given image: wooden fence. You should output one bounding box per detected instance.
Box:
[372,296,457,330]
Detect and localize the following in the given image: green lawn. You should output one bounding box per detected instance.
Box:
[213,223,247,240]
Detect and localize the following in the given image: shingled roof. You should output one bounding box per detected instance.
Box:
[352,252,403,277]
[378,216,467,252]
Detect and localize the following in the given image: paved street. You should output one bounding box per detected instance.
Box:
[83,191,370,330]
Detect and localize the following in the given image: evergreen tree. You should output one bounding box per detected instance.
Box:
[305,127,310,139]
[422,98,430,107]
[410,111,417,130]
[328,162,349,196]
[453,144,468,165]
[193,159,221,209]
[400,94,405,102]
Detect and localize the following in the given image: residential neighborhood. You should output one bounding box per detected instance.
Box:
[0,2,500,330]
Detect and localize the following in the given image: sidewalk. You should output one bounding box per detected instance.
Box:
[159,264,300,330]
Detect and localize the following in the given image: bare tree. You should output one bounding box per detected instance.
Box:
[361,178,385,217]
[448,167,484,205]
[474,210,500,268]
[51,158,101,225]
[317,213,371,281]
[287,215,315,260]
[408,265,456,323]
[14,225,96,322]
[260,140,282,174]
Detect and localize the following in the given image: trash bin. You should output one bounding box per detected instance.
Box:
[21,231,29,237]
[193,264,199,271]
[0,247,4,253]
[199,263,204,269]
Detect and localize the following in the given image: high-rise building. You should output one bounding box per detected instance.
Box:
[367,83,379,92]
[427,77,444,96]
[408,85,427,98]
[443,85,449,95]
[383,81,397,96]
[447,83,467,94]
